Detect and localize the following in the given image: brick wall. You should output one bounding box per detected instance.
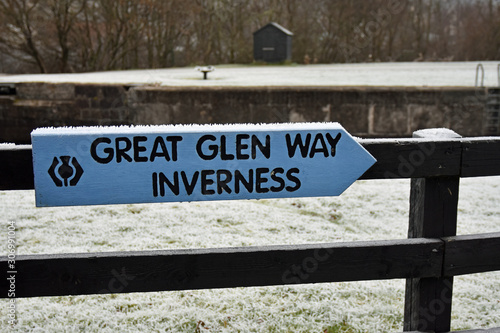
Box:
[0,83,488,143]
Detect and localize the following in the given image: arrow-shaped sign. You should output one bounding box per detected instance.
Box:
[31,123,376,207]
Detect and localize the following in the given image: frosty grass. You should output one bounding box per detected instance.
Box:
[1,177,499,332]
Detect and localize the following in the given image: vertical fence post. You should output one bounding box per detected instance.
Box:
[404,129,461,332]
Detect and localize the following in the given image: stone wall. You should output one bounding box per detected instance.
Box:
[0,82,490,144]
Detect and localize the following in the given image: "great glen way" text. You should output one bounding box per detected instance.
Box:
[89,132,341,198]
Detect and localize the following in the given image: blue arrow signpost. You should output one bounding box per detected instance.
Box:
[31,123,376,207]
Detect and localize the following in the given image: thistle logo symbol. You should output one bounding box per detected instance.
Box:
[48,156,84,187]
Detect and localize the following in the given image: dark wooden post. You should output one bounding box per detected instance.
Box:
[404,129,461,332]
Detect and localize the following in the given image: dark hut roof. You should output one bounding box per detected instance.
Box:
[253,22,293,36]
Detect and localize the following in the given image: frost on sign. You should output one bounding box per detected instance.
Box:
[31,123,376,207]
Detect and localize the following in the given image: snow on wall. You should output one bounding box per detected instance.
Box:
[1,62,499,87]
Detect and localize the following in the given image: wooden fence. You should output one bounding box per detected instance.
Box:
[1,129,500,332]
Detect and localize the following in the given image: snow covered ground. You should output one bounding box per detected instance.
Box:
[0,61,499,87]
[1,176,499,332]
[1,61,499,331]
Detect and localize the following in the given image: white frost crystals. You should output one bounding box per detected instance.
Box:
[2,62,499,87]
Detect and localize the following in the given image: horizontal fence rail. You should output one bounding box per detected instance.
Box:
[2,234,500,299]
[1,238,444,298]
[0,233,500,298]
[1,138,500,191]
[1,134,500,332]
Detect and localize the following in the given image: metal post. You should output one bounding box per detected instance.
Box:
[497,63,499,87]
[476,63,484,87]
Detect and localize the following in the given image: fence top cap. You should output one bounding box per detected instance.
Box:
[413,128,462,139]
